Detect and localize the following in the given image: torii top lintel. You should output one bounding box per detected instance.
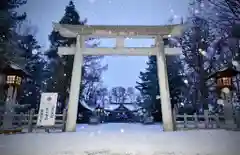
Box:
[53,23,183,38]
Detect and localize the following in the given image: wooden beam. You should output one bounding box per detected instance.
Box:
[58,47,75,56]
[58,47,182,56]
[83,47,157,56]
[165,48,182,55]
[53,23,183,38]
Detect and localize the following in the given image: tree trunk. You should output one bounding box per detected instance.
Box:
[199,66,209,111]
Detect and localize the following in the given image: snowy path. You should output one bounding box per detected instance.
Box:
[1,123,240,155]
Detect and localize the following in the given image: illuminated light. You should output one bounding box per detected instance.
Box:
[120,129,124,133]
[221,87,230,94]
[200,50,207,56]
[32,49,38,54]
[217,99,224,105]
[194,9,199,14]
[232,60,239,67]
[198,48,207,56]
[6,75,22,86]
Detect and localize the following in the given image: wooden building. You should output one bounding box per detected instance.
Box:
[103,103,140,122]
[0,62,30,110]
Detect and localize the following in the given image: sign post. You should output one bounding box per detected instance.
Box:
[37,93,58,126]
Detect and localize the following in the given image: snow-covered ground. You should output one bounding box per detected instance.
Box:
[1,123,240,155]
[76,123,163,133]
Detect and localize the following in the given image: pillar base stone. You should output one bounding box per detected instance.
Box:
[224,120,237,130]
[65,126,77,132]
[163,122,174,132]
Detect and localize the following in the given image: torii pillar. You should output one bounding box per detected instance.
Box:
[65,35,84,132]
[54,23,183,132]
[156,36,174,131]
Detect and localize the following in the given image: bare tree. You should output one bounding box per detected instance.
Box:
[205,0,240,34]
[110,87,127,103]
[126,87,136,103]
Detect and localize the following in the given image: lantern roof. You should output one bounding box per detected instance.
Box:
[208,65,240,79]
[3,62,31,77]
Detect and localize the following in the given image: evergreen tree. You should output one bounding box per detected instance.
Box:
[0,0,27,67]
[45,1,106,113]
[181,1,217,112]
[205,0,240,33]
[45,1,85,111]
[16,24,48,110]
[18,52,47,110]
[47,0,86,58]
[136,56,185,121]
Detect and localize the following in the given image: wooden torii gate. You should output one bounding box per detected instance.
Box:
[53,23,183,132]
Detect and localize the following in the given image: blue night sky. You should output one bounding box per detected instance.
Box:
[21,0,188,88]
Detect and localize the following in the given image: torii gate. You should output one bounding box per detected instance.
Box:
[53,23,183,132]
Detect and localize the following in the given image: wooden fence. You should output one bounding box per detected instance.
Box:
[1,110,240,133]
[0,109,67,133]
[174,113,240,130]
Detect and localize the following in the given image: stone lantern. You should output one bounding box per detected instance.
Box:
[208,65,240,129]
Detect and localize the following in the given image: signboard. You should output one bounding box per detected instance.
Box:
[37,93,58,126]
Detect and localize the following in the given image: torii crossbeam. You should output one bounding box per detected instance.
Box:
[53,23,183,132]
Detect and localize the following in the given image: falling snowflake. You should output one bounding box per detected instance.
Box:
[89,0,96,4]
[194,9,199,14]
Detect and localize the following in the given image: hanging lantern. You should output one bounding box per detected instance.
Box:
[3,64,30,87]
[208,65,240,95]
[6,75,22,86]
[216,77,231,89]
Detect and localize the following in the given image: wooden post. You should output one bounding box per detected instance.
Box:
[183,113,187,128]
[28,109,34,133]
[3,86,14,129]
[45,128,50,133]
[62,109,67,132]
[172,106,177,130]
[18,113,24,127]
[215,114,220,128]
[204,111,209,129]
[223,92,236,129]
[235,110,240,129]
[194,113,198,128]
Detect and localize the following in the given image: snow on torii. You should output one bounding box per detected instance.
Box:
[53,23,183,132]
